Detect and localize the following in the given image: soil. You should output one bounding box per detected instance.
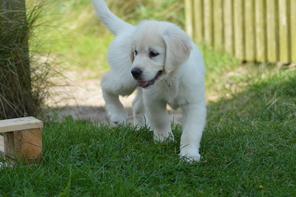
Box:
[45,71,182,124]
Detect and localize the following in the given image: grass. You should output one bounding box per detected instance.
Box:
[0,67,295,196]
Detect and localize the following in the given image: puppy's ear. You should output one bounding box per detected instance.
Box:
[162,29,192,74]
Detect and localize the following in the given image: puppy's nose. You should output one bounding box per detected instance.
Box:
[131,67,142,79]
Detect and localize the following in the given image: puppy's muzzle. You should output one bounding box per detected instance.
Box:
[131,67,142,80]
[131,67,163,88]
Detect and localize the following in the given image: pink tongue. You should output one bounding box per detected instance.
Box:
[137,81,148,87]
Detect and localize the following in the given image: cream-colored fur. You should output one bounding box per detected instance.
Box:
[92,0,206,162]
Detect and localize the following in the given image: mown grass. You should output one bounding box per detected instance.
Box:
[0,67,295,196]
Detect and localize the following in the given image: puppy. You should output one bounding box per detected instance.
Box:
[92,0,206,162]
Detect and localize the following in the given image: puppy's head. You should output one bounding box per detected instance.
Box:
[130,21,192,88]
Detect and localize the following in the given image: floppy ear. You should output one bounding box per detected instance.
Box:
[162,29,192,74]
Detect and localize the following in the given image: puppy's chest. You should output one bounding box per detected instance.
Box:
[167,96,188,110]
[157,83,189,110]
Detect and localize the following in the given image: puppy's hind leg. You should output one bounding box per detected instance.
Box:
[101,71,136,125]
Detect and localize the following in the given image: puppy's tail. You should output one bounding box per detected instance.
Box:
[92,0,133,35]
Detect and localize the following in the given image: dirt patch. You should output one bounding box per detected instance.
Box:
[45,71,182,124]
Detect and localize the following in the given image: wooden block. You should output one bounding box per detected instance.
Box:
[4,129,42,163]
[0,117,43,164]
[0,116,43,133]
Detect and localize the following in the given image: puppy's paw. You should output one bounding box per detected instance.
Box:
[109,114,127,125]
[153,132,175,142]
[133,117,151,130]
[179,149,201,162]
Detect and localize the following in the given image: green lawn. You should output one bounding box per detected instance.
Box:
[0,68,295,196]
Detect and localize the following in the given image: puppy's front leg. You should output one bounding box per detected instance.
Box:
[145,99,174,141]
[180,102,206,162]
[101,71,136,125]
[132,88,149,127]
[102,89,127,124]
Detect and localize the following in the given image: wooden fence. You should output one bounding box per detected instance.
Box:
[185,0,296,63]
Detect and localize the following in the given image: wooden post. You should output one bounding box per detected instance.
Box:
[0,117,43,164]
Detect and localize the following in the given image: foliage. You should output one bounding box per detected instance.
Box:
[39,0,185,75]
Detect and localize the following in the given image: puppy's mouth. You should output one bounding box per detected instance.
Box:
[137,70,163,88]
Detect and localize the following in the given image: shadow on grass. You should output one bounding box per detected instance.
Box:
[206,69,295,124]
[43,106,183,125]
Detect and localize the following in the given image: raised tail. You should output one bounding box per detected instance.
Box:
[91,0,133,35]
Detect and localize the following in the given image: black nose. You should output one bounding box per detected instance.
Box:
[131,67,142,79]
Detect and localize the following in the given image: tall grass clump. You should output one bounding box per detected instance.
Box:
[0,0,64,119]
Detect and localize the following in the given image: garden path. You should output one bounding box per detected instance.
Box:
[46,71,182,124]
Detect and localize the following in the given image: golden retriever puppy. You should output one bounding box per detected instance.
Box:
[92,0,206,162]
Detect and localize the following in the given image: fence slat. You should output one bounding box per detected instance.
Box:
[234,0,244,60]
[290,0,296,62]
[255,0,266,62]
[204,0,213,46]
[244,0,255,61]
[266,0,278,62]
[223,0,234,56]
[213,0,223,50]
[185,0,194,38]
[193,0,204,43]
[278,0,289,62]
[187,0,295,63]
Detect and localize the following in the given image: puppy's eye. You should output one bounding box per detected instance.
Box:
[134,50,138,56]
[149,51,159,58]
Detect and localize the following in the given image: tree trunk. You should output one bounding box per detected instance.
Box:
[0,0,35,119]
